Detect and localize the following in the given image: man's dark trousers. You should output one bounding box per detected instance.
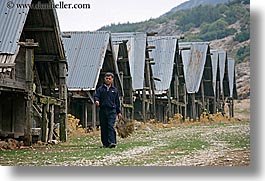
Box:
[99,107,117,147]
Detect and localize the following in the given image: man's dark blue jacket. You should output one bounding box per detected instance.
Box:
[94,84,121,114]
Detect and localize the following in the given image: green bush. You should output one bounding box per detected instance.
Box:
[236,45,250,63]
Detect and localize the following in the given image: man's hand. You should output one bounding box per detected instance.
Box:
[95,101,100,107]
[117,113,122,120]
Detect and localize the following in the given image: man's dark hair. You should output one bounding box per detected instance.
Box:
[104,72,114,78]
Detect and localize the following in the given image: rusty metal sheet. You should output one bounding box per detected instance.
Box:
[148,36,178,91]
[181,43,209,93]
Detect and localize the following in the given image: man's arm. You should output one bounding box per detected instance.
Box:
[115,90,122,119]
[94,88,101,106]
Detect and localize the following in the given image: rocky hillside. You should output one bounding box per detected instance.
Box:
[99,0,250,99]
[164,0,230,15]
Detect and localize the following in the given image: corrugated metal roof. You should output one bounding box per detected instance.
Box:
[180,42,209,93]
[210,50,219,96]
[147,36,178,91]
[227,57,235,98]
[62,31,110,90]
[218,50,227,95]
[111,32,146,90]
[112,44,119,63]
[0,46,19,73]
[0,0,32,55]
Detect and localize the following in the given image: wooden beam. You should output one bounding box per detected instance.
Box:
[183,85,187,120]
[122,103,134,108]
[167,90,172,122]
[0,63,15,68]
[48,104,54,142]
[200,81,205,110]
[86,91,94,103]
[0,79,26,90]
[47,63,56,87]
[33,93,63,106]
[117,58,129,63]
[58,61,67,142]
[142,88,146,122]
[84,103,88,129]
[92,102,96,129]
[146,46,156,49]
[191,93,196,121]
[41,103,49,142]
[23,27,54,32]
[35,55,60,62]
[23,39,38,146]
[146,32,158,36]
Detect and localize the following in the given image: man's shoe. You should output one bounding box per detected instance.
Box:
[100,145,108,148]
[108,143,116,148]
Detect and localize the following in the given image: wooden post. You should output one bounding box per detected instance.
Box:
[19,39,39,146]
[41,103,49,142]
[59,60,67,142]
[91,91,97,129]
[120,71,125,117]
[191,93,196,121]
[145,58,156,120]
[228,98,234,118]
[183,84,187,121]
[167,89,172,122]
[175,75,179,113]
[200,81,205,110]
[92,103,96,129]
[213,97,217,114]
[48,104,54,141]
[217,81,220,112]
[150,76,156,120]
[142,88,146,122]
[84,102,88,129]
[231,99,234,117]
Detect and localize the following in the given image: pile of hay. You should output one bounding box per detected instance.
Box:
[115,118,135,138]
[67,114,86,138]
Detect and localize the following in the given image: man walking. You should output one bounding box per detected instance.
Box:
[94,72,122,148]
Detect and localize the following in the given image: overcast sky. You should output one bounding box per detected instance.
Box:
[54,0,188,31]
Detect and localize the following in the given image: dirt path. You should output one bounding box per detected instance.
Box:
[51,122,250,166]
[0,120,250,166]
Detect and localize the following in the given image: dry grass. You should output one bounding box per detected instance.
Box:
[67,98,250,138]
[115,118,135,138]
[67,114,87,139]
[132,111,244,131]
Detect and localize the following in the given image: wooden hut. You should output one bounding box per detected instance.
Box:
[179,42,214,120]
[111,33,156,122]
[211,50,237,117]
[111,39,134,120]
[62,31,123,129]
[0,0,67,144]
[147,36,180,123]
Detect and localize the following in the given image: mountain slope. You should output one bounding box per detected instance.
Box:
[166,0,230,14]
[99,0,250,99]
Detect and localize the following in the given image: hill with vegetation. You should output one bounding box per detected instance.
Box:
[99,0,250,99]
[165,0,230,15]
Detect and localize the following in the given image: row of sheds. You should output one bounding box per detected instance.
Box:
[0,0,237,144]
[63,31,237,128]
